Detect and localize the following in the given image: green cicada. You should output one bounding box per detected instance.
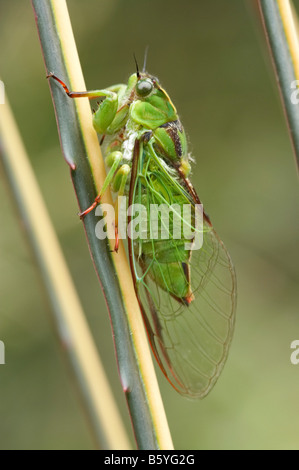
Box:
[48,62,236,399]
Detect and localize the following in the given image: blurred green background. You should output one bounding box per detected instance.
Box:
[0,0,298,450]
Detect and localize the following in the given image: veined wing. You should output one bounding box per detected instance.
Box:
[128,139,236,398]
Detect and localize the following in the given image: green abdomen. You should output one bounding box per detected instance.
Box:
[134,183,194,305]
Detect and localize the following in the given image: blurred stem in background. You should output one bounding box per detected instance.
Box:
[0,95,131,449]
[259,0,299,170]
[31,0,173,450]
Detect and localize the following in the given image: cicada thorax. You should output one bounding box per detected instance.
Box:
[153,120,185,157]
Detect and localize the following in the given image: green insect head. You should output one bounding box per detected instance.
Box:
[128,71,178,130]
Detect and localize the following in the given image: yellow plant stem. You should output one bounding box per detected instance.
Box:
[277,0,299,80]
[49,0,173,449]
[0,96,131,450]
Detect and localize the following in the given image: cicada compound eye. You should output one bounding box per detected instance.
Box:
[136,78,153,97]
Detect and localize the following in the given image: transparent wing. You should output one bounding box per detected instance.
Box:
[128,142,236,398]
[134,224,236,398]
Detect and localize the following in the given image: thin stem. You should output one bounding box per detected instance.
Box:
[0,96,131,450]
[31,0,173,450]
[259,0,299,169]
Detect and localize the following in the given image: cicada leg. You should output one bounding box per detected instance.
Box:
[110,164,130,252]
[79,148,130,252]
[78,151,123,218]
[46,73,127,135]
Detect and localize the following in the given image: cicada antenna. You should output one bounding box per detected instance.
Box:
[133,53,140,79]
[142,46,149,72]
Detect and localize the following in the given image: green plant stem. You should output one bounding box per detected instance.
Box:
[0,96,131,450]
[31,0,173,450]
[259,0,299,169]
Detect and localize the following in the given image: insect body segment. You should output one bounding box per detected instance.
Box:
[48,70,236,398]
